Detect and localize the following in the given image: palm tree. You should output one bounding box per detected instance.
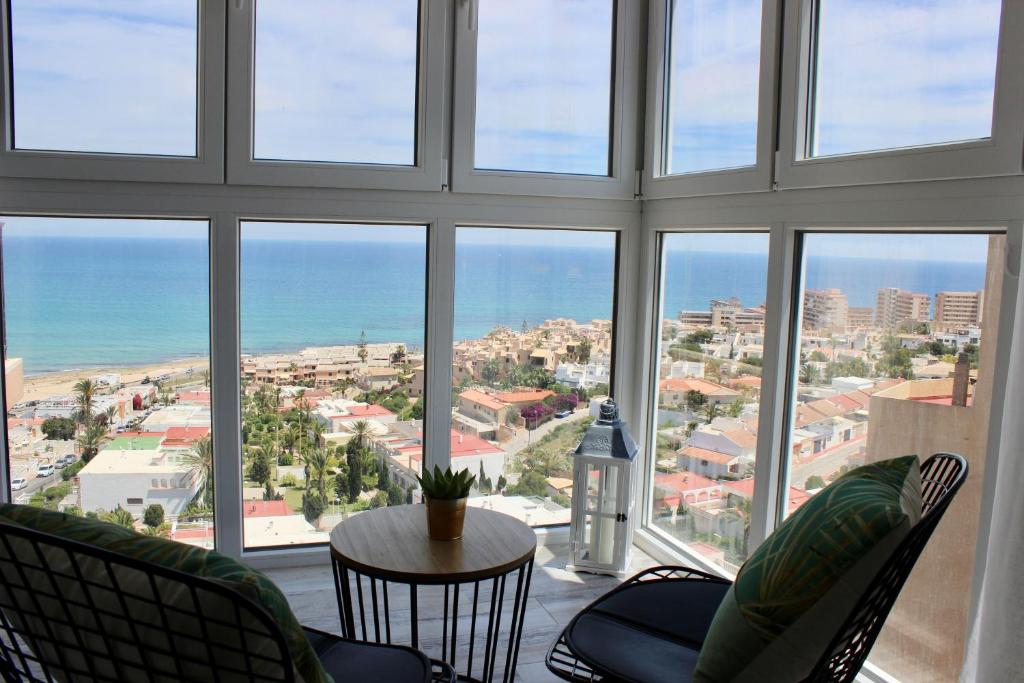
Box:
[310,419,326,448]
[101,506,135,529]
[73,378,97,426]
[76,422,107,462]
[104,405,117,433]
[702,401,721,423]
[305,448,330,500]
[181,435,214,509]
[350,420,371,450]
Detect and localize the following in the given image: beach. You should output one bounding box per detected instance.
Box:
[20,358,210,403]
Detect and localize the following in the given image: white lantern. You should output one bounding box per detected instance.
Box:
[567,399,638,577]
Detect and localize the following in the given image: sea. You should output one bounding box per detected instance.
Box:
[0,236,988,375]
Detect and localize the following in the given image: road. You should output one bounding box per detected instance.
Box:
[791,436,866,489]
[502,408,591,457]
[10,470,61,503]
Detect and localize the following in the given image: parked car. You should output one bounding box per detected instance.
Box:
[555,410,573,419]
[10,477,27,491]
[36,464,54,478]
[56,455,76,468]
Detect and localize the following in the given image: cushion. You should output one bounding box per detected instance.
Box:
[304,627,431,683]
[694,455,922,682]
[0,504,332,683]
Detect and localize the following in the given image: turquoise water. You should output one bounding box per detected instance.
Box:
[1,235,986,375]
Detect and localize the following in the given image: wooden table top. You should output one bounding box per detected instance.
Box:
[330,505,537,584]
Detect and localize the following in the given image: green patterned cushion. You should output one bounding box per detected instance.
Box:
[0,505,332,683]
[694,456,921,682]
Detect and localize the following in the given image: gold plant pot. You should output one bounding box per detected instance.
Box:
[424,496,468,541]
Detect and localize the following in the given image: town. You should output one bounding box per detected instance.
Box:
[4,282,985,554]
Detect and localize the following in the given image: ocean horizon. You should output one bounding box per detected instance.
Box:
[1,235,987,375]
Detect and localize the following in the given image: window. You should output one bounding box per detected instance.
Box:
[776,0,1024,188]
[239,222,427,549]
[9,1,199,156]
[252,0,418,166]
[644,0,778,198]
[450,227,617,527]
[810,0,1001,158]
[451,0,639,197]
[473,0,613,176]
[1,217,212,545]
[784,231,1006,681]
[648,232,769,572]
[662,1,763,175]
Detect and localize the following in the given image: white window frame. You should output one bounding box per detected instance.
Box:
[0,0,226,184]
[775,0,1024,190]
[642,0,781,199]
[225,0,447,192]
[449,0,641,199]
[633,182,1024,585]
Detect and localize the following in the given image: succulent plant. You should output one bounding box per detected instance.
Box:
[417,465,476,500]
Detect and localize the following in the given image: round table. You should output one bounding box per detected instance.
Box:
[330,505,536,683]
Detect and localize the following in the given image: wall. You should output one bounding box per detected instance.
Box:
[863,235,1005,682]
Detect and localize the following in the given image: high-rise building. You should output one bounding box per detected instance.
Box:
[847,306,875,329]
[802,288,848,332]
[935,290,984,331]
[875,288,930,329]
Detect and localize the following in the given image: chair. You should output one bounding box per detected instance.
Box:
[0,519,456,683]
[546,452,968,683]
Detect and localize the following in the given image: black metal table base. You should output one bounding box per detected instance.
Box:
[332,559,534,683]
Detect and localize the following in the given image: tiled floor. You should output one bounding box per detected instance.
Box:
[266,531,658,682]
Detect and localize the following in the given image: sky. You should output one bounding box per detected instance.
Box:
[7,0,1004,175]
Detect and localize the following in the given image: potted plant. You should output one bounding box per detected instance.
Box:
[417,465,476,541]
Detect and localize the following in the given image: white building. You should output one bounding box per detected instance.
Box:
[669,360,705,379]
[831,376,875,393]
[554,359,611,389]
[141,404,211,432]
[78,448,200,517]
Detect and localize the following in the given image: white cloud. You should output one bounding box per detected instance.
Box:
[11,0,197,156]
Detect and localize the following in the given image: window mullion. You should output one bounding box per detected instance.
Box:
[210,211,243,558]
[423,219,455,474]
[749,223,798,549]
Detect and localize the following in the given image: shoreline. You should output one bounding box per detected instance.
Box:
[20,358,211,404]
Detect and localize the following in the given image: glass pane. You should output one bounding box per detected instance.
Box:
[785,232,1005,681]
[474,0,614,175]
[253,0,418,165]
[452,227,617,526]
[810,0,1001,157]
[2,217,212,546]
[240,222,426,549]
[664,0,762,174]
[649,233,769,573]
[10,1,198,156]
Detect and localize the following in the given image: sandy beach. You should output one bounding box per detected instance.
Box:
[21,358,210,403]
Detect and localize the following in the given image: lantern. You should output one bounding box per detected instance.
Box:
[567,399,638,577]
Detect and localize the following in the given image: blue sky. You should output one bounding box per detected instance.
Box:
[7,0,1003,174]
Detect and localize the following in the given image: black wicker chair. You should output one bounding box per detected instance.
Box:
[0,519,456,683]
[547,452,968,683]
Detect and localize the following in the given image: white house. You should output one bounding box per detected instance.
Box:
[78,448,200,518]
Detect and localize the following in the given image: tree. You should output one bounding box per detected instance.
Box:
[701,401,720,423]
[799,363,819,385]
[182,435,214,508]
[481,358,502,385]
[76,422,107,463]
[42,417,76,441]
[248,452,271,485]
[103,405,117,432]
[370,490,389,509]
[684,390,707,413]
[577,338,592,364]
[143,504,164,528]
[301,492,327,524]
[877,335,914,379]
[805,475,826,490]
[73,378,97,426]
[508,471,549,497]
[346,449,363,503]
[409,399,424,421]
[727,399,745,418]
[357,330,368,364]
[386,482,404,506]
[101,506,135,529]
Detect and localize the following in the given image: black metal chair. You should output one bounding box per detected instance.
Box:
[0,519,456,683]
[547,452,968,683]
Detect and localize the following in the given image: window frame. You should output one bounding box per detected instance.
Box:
[642,0,781,199]
[775,0,1024,190]
[449,0,641,199]
[225,0,447,192]
[0,0,226,184]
